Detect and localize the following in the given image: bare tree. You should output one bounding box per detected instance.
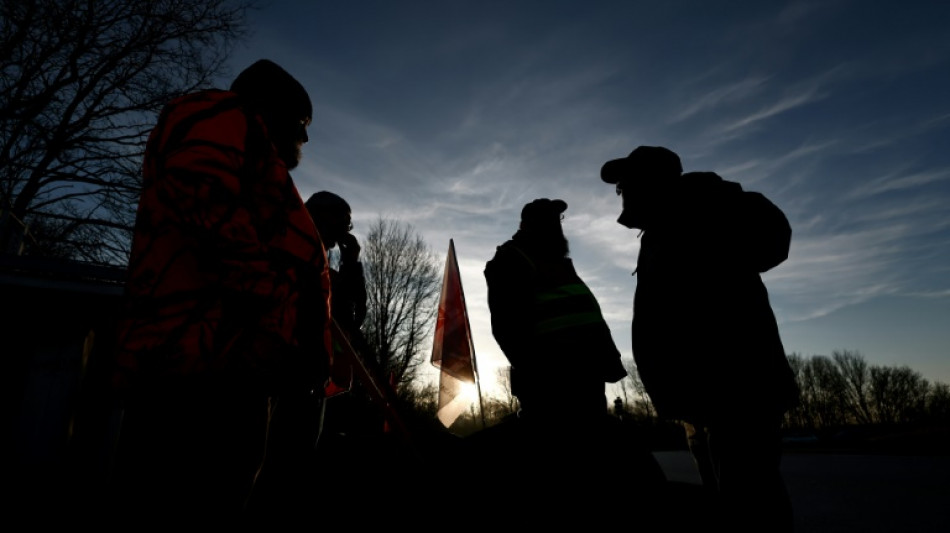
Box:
[362,217,440,391]
[495,366,518,414]
[926,382,950,423]
[0,0,255,264]
[792,354,849,428]
[869,366,928,424]
[618,360,655,420]
[833,349,874,424]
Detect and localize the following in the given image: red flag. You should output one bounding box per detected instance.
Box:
[430,239,478,427]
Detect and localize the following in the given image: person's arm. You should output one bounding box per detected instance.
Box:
[337,232,368,328]
[484,246,534,368]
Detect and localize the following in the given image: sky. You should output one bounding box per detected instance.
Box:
[220,0,950,400]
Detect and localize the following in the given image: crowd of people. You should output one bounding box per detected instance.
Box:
[107,58,800,530]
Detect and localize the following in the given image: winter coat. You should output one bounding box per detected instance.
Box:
[631,171,800,424]
[485,234,627,408]
[114,89,332,398]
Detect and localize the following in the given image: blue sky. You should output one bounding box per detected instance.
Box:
[222,0,950,397]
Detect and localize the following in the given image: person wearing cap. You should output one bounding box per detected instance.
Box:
[483,198,631,508]
[111,59,331,524]
[303,192,379,454]
[485,198,627,420]
[305,191,367,361]
[600,146,800,532]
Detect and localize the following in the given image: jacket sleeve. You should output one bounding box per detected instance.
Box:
[339,260,368,330]
[484,246,535,368]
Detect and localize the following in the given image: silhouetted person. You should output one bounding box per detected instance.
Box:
[303,191,388,493]
[483,198,634,514]
[600,146,801,532]
[306,191,368,363]
[110,59,332,526]
[486,198,627,420]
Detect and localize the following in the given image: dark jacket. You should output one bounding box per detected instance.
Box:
[330,258,367,346]
[632,171,799,423]
[485,232,627,406]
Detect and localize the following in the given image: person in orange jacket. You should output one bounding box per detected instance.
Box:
[110,59,331,525]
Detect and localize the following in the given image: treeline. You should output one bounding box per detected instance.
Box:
[435,349,950,436]
[783,349,950,429]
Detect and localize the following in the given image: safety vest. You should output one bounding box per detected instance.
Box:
[507,244,610,336]
[534,281,609,335]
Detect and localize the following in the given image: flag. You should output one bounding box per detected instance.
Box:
[430,239,478,427]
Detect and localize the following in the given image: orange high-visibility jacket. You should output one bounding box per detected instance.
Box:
[114,89,331,396]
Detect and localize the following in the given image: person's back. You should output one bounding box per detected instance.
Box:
[629,171,797,422]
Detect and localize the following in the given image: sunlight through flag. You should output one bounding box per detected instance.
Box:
[430,239,480,428]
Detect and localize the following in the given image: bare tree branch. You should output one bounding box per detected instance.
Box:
[0,0,257,264]
[362,217,440,392]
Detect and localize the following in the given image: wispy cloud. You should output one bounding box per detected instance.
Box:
[847,168,950,199]
[721,86,826,134]
[670,76,770,123]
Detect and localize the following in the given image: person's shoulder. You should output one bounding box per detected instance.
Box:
[487,239,512,253]
[683,171,724,182]
[675,171,734,198]
[159,89,248,130]
[485,240,524,268]
[150,89,253,155]
[164,88,235,110]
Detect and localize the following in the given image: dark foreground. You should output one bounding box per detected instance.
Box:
[657,451,950,533]
[12,414,949,531]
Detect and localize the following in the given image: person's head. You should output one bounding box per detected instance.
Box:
[230,59,312,169]
[517,198,569,258]
[305,191,352,249]
[600,146,682,230]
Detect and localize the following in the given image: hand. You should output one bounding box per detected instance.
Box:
[338,232,361,263]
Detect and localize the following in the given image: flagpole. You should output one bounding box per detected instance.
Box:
[450,239,487,429]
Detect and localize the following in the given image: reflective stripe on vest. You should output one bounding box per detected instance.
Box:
[534,282,607,334]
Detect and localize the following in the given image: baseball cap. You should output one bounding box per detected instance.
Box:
[520,198,567,226]
[600,146,683,184]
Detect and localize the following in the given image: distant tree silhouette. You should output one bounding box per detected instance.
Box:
[621,349,948,431]
[869,365,928,424]
[834,350,875,424]
[790,354,850,428]
[617,359,655,420]
[495,366,518,414]
[0,0,255,264]
[787,350,948,429]
[925,382,950,423]
[362,217,440,391]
